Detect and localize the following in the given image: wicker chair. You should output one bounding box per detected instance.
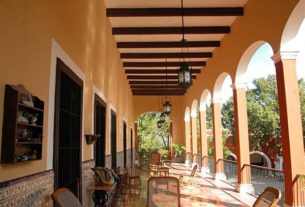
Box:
[149,152,162,176]
[147,176,180,207]
[179,164,198,186]
[52,188,82,207]
[252,187,282,207]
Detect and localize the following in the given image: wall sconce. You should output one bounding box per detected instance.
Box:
[85,134,101,145]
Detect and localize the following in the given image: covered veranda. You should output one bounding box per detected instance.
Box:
[0,0,305,207]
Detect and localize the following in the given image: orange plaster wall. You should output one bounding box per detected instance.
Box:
[0,0,134,182]
[133,96,185,146]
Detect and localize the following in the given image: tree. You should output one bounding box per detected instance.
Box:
[137,112,170,161]
[222,75,280,151]
[220,75,305,152]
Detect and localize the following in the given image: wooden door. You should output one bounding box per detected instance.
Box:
[111,110,117,169]
[94,95,106,167]
[123,121,127,167]
[54,58,82,199]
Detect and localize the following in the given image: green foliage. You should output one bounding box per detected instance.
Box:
[206,105,213,129]
[137,112,170,163]
[298,79,305,144]
[173,143,186,154]
[221,75,305,151]
[206,131,232,158]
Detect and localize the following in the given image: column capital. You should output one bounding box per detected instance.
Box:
[272,51,299,63]
[232,83,248,90]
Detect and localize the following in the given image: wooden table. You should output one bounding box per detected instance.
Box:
[87,184,117,207]
[157,167,169,177]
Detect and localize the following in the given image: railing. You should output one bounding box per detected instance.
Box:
[293,174,305,206]
[222,159,237,185]
[205,156,214,174]
[244,164,284,199]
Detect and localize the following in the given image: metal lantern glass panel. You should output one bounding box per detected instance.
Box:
[160,112,167,122]
[157,120,163,128]
[163,101,172,114]
[178,63,192,89]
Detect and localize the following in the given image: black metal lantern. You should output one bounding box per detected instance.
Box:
[178,63,192,89]
[160,112,167,122]
[163,100,172,114]
[157,120,163,128]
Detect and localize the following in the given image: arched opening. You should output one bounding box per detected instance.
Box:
[235,41,282,196]
[250,151,272,168]
[213,73,235,181]
[191,99,201,167]
[200,90,213,172]
[137,112,170,170]
[236,42,279,159]
[213,73,234,159]
[184,107,192,165]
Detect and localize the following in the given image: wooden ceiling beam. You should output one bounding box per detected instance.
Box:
[124,61,205,67]
[131,85,182,89]
[132,90,185,96]
[127,75,196,79]
[106,7,244,17]
[125,69,201,74]
[117,41,220,48]
[121,52,212,59]
[113,26,230,35]
[130,80,179,84]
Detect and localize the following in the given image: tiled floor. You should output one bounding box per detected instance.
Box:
[113,163,257,207]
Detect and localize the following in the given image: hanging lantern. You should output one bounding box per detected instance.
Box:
[160,112,167,122]
[163,101,172,114]
[157,120,163,128]
[178,63,192,89]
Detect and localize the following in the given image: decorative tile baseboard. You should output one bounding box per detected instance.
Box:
[0,170,54,207]
[82,159,95,207]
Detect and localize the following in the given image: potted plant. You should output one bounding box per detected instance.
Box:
[173,144,186,163]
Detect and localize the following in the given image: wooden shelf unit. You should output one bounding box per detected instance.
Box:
[1,84,44,163]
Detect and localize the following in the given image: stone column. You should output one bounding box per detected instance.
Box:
[212,100,226,180]
[200,108,209,173]
[272,51,305,206]
[184,116,192,166]
[232,84,254,194]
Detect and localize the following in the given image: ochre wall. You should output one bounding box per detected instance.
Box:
[183,0,300,108]
[133,96,185,146]
[0,0,134,182]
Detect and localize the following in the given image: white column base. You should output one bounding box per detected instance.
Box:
[214,173,226,181]
[185,153,192,167]
[201,166,210,173]
[235,183,254,195]
[200,167,210,176]
[185,159,192,166]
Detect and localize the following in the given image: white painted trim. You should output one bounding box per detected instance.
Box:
[272,51,299,63]
[231,83,247,90]
[91,85,107,160]
[199,104,206,112]
[190,111,197,118]
[47,39,86,170]
[109,103,117,114]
